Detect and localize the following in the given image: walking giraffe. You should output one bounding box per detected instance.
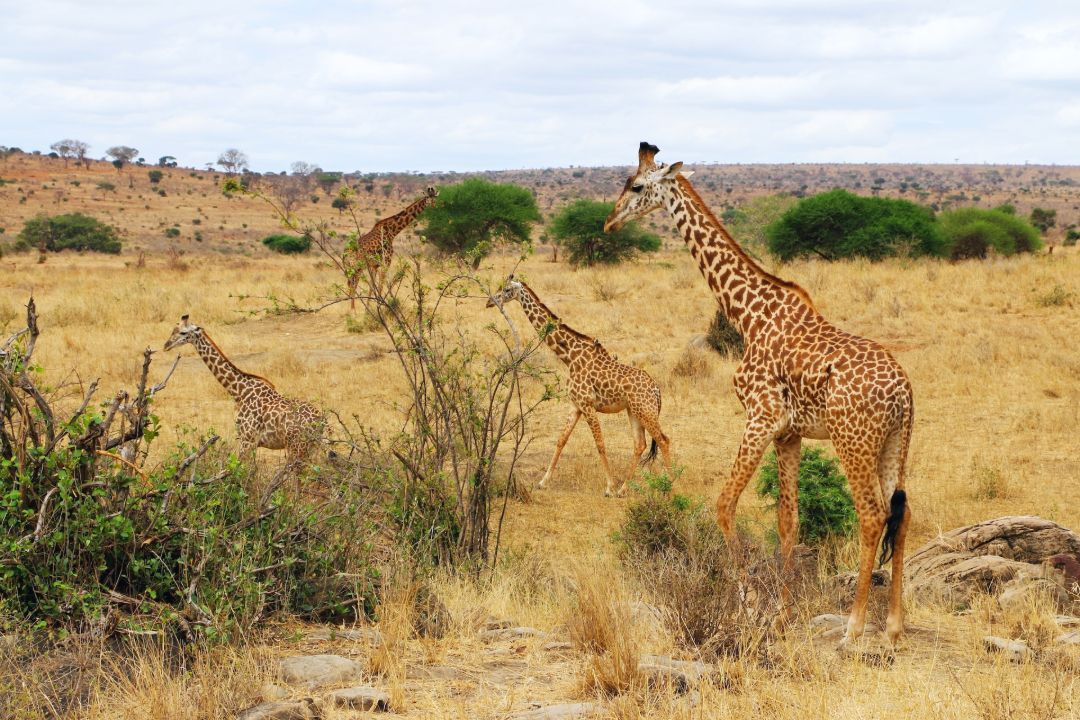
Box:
[604,143,913,645]
[487,276,672,497]
[343,186,438,306]
[164,315,325,482]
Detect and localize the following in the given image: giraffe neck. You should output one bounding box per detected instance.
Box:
[516,284,590,364]
[373,195,433,241]
[664,175,815,340]
[191,330,255,400]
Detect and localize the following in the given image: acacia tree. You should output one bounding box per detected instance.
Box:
[420,178,540,268]
[1029,207,1057,235]
[217,148,249,174]
[548,199,661,266]
[50,139,89,167]
[106,145,139,172]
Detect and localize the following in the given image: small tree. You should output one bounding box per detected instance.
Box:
[1029,207,1057,235]
[49,139,88,167]
[420,178,540,268]
[147,169,164,185]
[938,207,1042,259]
[17,213,122,254]
[217,148,249,174]
[315,171,343,195]
[290,161,318,176]
[158,155,178,167]
[106,145,139,172]
[549,199,660,266]
[262,233,312,254]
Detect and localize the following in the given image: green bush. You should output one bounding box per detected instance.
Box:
[937,207,1042,259]
[262,233,312,254]
[163,227,180,238]
[548,199,661,266]
[147,169,164,184]
[16,213,122,254]
[755,446,856,544]
[419,178,540,267]
[767,189,945,261]
[1064,227,1079,247]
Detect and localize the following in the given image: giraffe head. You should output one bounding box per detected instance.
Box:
[164,315,201,351]
[485,275,525,308]
[604,141,691,232]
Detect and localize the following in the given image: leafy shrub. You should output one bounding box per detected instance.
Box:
[16,213,122,254]
[937,207,1042,259]
[548,199,661,266]
[767,189,945,261]
[147,169,164,184]
[163,227,180,238]
[706,310,744,358]
[755,446,856,544]
[262,233,312,254]
[1065,227,1079,247]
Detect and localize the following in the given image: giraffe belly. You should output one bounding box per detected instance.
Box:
[259,429,287,450]
[789,407,830,439]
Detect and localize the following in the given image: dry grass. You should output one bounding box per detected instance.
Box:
[3,216,1080,716]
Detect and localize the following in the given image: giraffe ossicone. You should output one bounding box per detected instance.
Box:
[164,315,325,485]
[487,276,672,497]
[606,142,913,646]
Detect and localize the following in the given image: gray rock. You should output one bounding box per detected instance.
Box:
[404,664,470,681]
[328,686,390,711]
[479,626,547,642]
[279,655,363,687]
[509,702,599,719]
[1056,631,1080,645]
[810,613,846,628]
[907,516,1080,607]
[236,698,320,720]
[304,627,382,645]
[637,655,714,694]
[1055,616,1080,627]
[983,635,1032,663]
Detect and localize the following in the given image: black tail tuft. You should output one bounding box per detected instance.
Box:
[640,439,659,467]
[879,489,907,565]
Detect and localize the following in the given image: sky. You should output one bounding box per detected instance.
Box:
[2,0,1079,173]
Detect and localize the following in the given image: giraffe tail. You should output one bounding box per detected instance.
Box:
[639,439,659,466]
[879,489,907,565]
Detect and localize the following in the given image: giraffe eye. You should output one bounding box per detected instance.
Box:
[630,184,643,193]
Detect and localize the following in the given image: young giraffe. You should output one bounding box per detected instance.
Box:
[487,276,672,496]
[164,315,325,480]
[605,143,913,646]
[343,186,438,306]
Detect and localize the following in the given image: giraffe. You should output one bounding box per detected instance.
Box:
[343,186,438,306]
[604,143,913,646]
[487,276,672,496]
[164,315,326,482]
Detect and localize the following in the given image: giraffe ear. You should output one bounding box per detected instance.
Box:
[180,314,189,323]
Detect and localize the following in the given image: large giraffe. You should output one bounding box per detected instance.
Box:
[343,186,438,306]
[605,143,913,646]
[487,276,672,496]
[164,315,325,479]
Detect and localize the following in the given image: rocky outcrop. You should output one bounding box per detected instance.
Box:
[905,516,1080,608]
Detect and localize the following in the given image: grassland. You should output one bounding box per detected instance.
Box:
[2,154,1080,718]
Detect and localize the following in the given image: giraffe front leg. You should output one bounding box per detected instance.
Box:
[540,407,580,489]
[716,415,779,547]
[580,408,616,497]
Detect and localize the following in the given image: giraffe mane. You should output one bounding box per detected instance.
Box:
[675,175,817,312]
[201,331,277,389]
[518,281,597,345]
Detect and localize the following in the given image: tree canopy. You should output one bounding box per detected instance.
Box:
[17,213,122,254]
[766,189,945,261]
[937,207,1042,259]
[548,199,661,266]
[419,178,540,267]
[217,148,249,174]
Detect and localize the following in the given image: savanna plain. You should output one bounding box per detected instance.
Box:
[2,155,1080,719]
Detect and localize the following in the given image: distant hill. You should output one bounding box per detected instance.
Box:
[1,150,1077,256]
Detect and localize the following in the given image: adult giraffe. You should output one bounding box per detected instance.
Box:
[605,142,913,646]
[343,186,438,306]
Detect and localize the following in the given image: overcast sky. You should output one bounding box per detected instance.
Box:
[3,1,1079,172]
